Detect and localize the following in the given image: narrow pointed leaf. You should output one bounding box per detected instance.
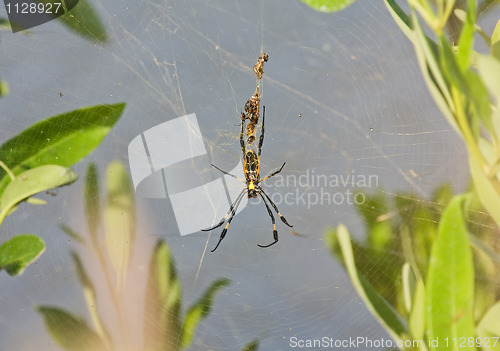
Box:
[57,0,108,43]
[440,36,492,133]
[325,225,407,341]
[426,195,476,351]
[143,240,182,350]
[402,263,414,314]
[410,11,458,132]
[104,161,135,290]
[71,252,112,348]
[384,0,413,40]
[0,102,126,194]
[84,163,100,242]
[454,8,491,46]
[0,234,45,276]
[491,20,500,59]
[181,278,231,349]
[60,222,87,245]
[409,277,426,342]
[36,307,107,351]
[456,0,476,71]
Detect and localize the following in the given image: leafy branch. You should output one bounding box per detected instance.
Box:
[300,0,500,349]
[0,103,125,276]
[39,162,245,351]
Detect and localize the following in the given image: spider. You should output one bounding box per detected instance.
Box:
[253,53,269,79]
[242,92,260,144]
[239,53,268,144]
[202,106,293,251]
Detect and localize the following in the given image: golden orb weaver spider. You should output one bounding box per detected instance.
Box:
[202,106,293,252]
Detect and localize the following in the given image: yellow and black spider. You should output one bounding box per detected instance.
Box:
[202,106,293,252]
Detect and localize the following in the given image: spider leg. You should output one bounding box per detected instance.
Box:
[257,186,293,227]
[258,106,265,157]
[240,115,246,157]
[260,162,286,183]
[257,193,278,248]
[210,164,245,182]
[202,188,246,232]
[210,189,247,252]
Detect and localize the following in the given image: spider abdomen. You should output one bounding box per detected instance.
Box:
[244,149,260,182]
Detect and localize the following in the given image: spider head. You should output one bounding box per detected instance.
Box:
[247,181,258,198]
[247,189,258,198]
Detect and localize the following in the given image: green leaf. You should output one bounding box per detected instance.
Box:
[491,20,500,60]
[407,270,426,341]
[440,35,492,134]
[477,54,500,100]
[143,240,182,351]
[426,195,476,351]
[103,161,135,290]
[0,80,9,97]
[36,307,107,351]
[324,211,403,309]
[84,163,100,242]
[241,339,259,351]
[477,301,500,350]
[400,225,424,282]
[57,0,108,43]
[59,222,87,245]
[71,252,112,349]
[384,0,413,40]
[26,197,47,205]
[410,11,458,133]
[410,280,426,342]
[453,8,490,46]
[325,225,408,341]
[402,263,426,345]
[440,35,469,95]
[181,277,231,349]
[463,69,493,134]
[369,220,392,250]
[299,0,356,12]
[469,153,500,229]
[0,17,11,30]
[0,165,77,225]
[1,19,32,34]
[456,0,476,71]
[0,102,126,194]
[402,263,414,313]
[0,234,45,276]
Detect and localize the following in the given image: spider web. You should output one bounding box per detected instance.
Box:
[0,0,495,350]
